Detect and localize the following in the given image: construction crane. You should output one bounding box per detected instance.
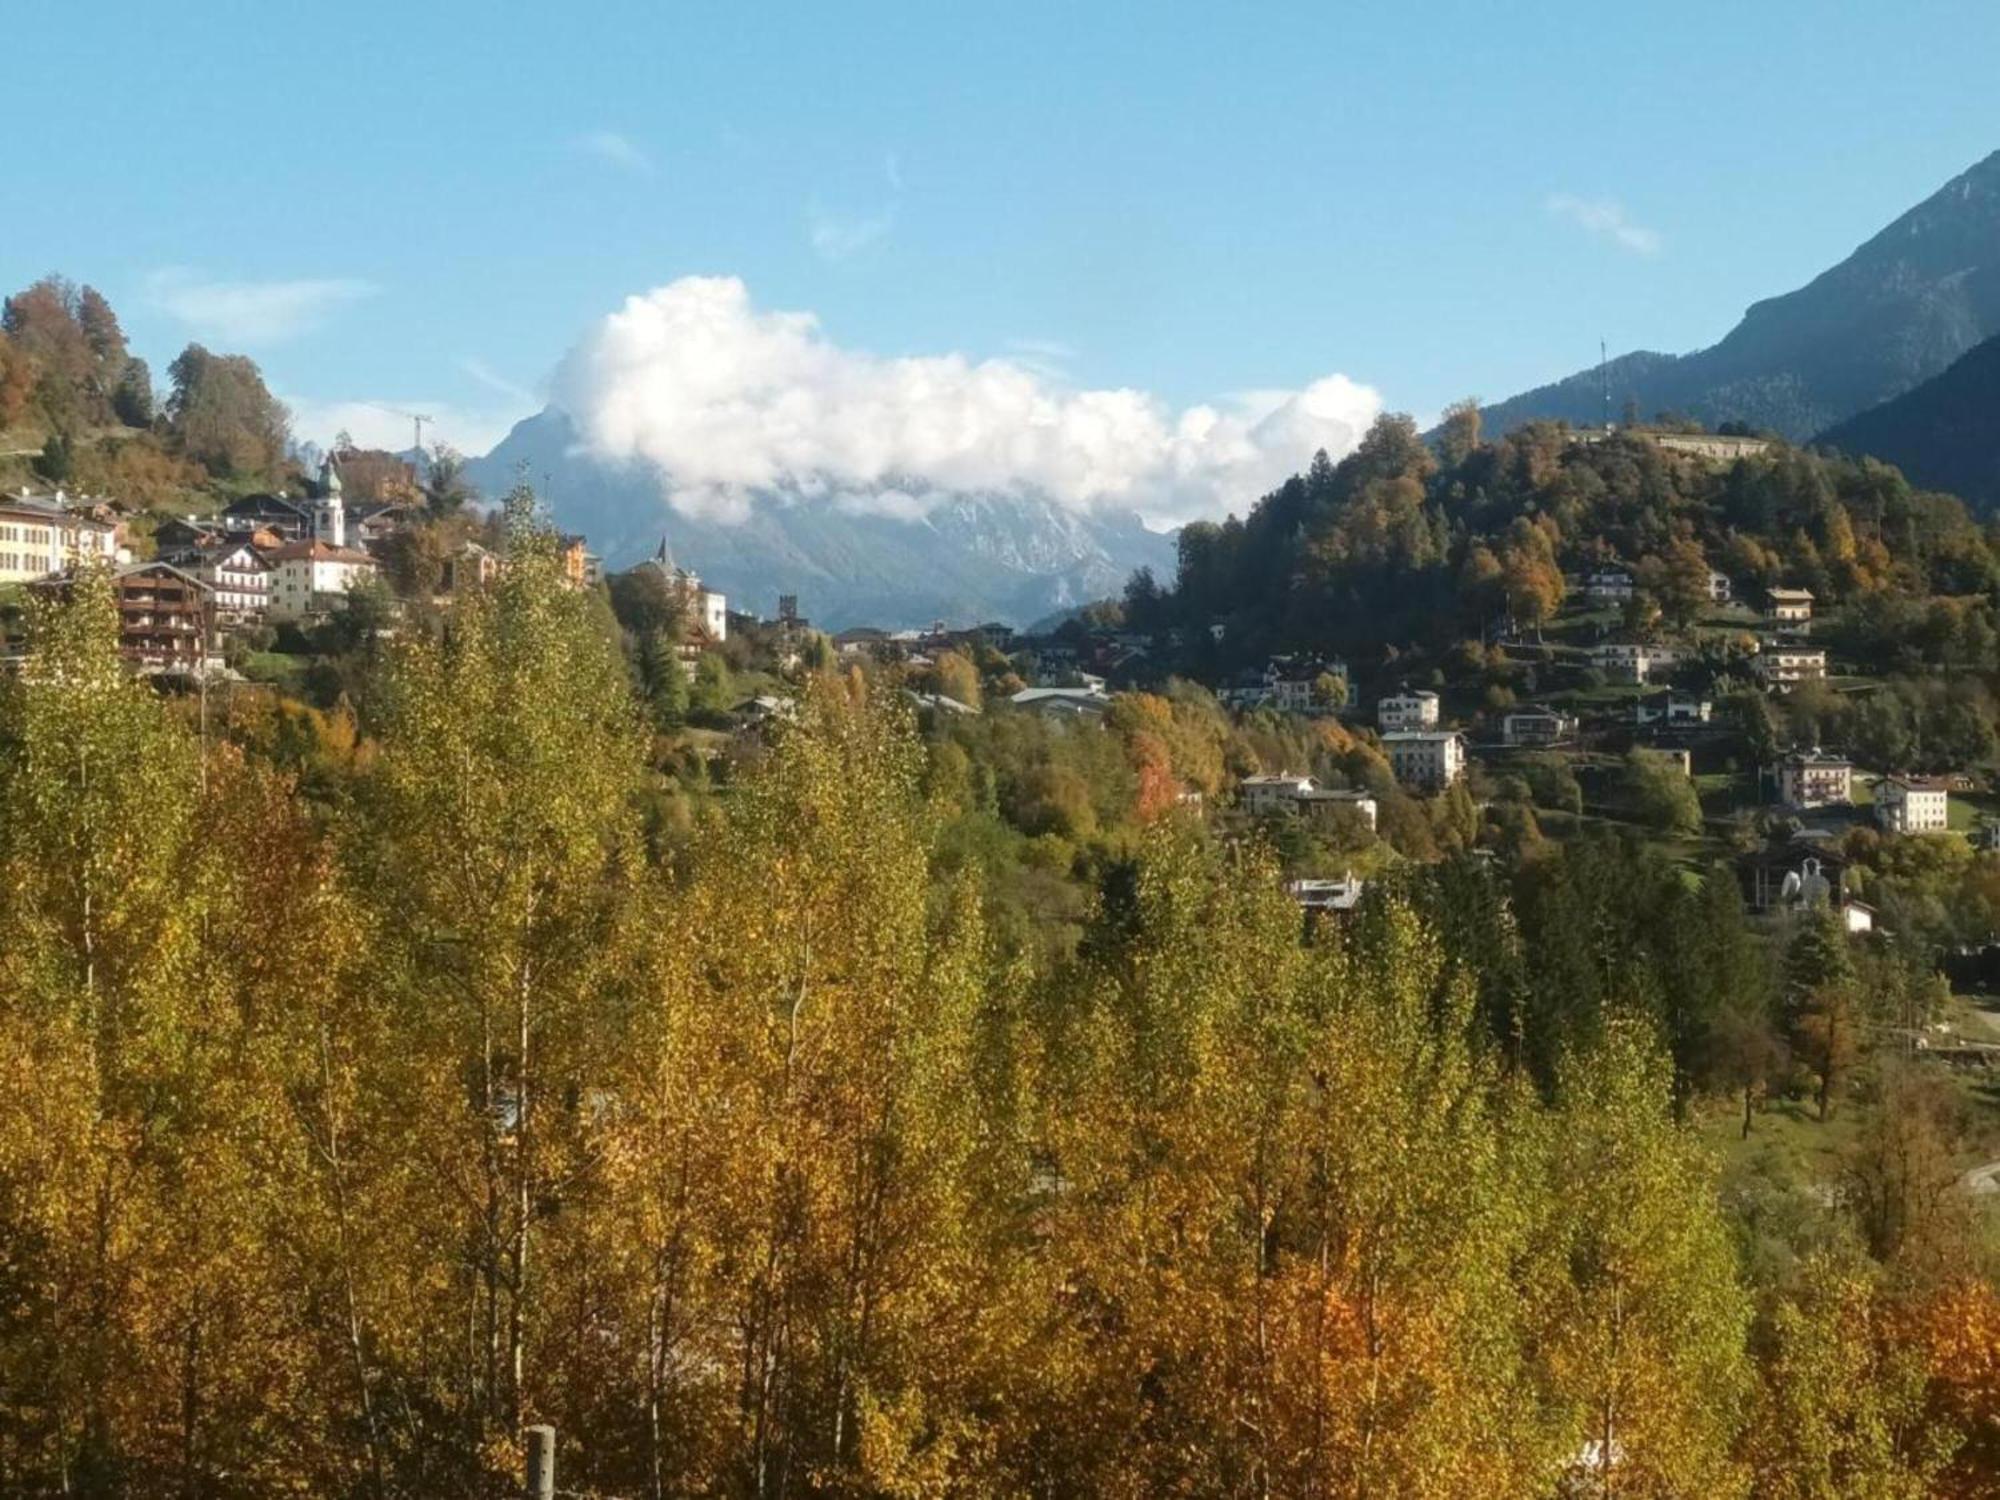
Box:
[366,403,436,459]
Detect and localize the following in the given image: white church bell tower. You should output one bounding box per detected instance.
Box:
[315,456,346,548]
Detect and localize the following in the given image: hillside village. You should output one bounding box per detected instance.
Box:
[28,0,2000,1481]
[12,409,2000,977]
[13,104,2000,1494]
[8,233,2000,1489]
[0,453,731,668]
[828,543,2000,956]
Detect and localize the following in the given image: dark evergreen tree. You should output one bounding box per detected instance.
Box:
[111,356,152,427]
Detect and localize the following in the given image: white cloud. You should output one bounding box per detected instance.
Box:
[552,276,1382,527]
[1546,193,1662,256]
[146,269,377,344]
[577,129,653,176]
[807,204,893,261]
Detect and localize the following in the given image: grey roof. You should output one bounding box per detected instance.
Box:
[1010,687,1111,711]
[115,560,211,590]
[0,490,115,528]
[903,690,977,716]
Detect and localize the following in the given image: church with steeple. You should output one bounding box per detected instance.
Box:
[313,455,346,548]
[634,537,728,641]
[265,455,377,620]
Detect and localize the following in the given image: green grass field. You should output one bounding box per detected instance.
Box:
[1699,1090,1865,1184]
[240,651,307,688]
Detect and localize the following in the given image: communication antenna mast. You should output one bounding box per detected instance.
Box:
[1600,338,1611,431]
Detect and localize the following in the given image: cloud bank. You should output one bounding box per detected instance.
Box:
[147,270,377,344]
[553,277,1382,527]
[1545,193,1662,256]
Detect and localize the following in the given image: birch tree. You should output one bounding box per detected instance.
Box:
[354,487,645,1484]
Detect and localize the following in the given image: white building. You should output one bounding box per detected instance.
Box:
[1239,774,1378,830]
[1385,730,1467,791]
[1267,656,1348,713]
[1584,569,1635,603]
[1377,690,1440,732]
[1755,642,1826,687]
[697,588,727,640]
[267,540,380,620]
[1768,853,1874,933]
[634,540,728,643]
[445,540,500,594]
[1287,872,1365,916]
[1777,749,1852,809]
[1220,656,1348,714]
[1589,641,1678,684]
[1268,674,1316,714]
[1767,587,1814,626]
[1707,569,1733,603]
[1241,773,1316,817]
[185,539,269,622]
[0,489,120,584]
[1635,691,1711,727]
[1875,777,1949,835]
[1501,707,1575,747]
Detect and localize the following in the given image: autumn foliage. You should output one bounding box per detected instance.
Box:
[0,517,1993,1498]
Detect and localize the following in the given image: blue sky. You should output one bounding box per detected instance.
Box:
[7,0,1999,491]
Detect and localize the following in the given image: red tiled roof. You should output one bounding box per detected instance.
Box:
[267,540,376,564]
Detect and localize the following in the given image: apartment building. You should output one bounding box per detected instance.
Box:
[0,490,120,584]
[1876,777,1949,835]
[1385,730,1467,791]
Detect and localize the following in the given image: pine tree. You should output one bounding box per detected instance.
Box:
[1698,869,1782,1137]
[1784,910,1860,1121]
[111,356,153,428]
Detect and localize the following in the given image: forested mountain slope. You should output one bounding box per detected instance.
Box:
[1819,331,2000,511]
[1480,150,2000,439]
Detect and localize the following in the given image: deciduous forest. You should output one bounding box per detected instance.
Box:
[2,498,1996,1499]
